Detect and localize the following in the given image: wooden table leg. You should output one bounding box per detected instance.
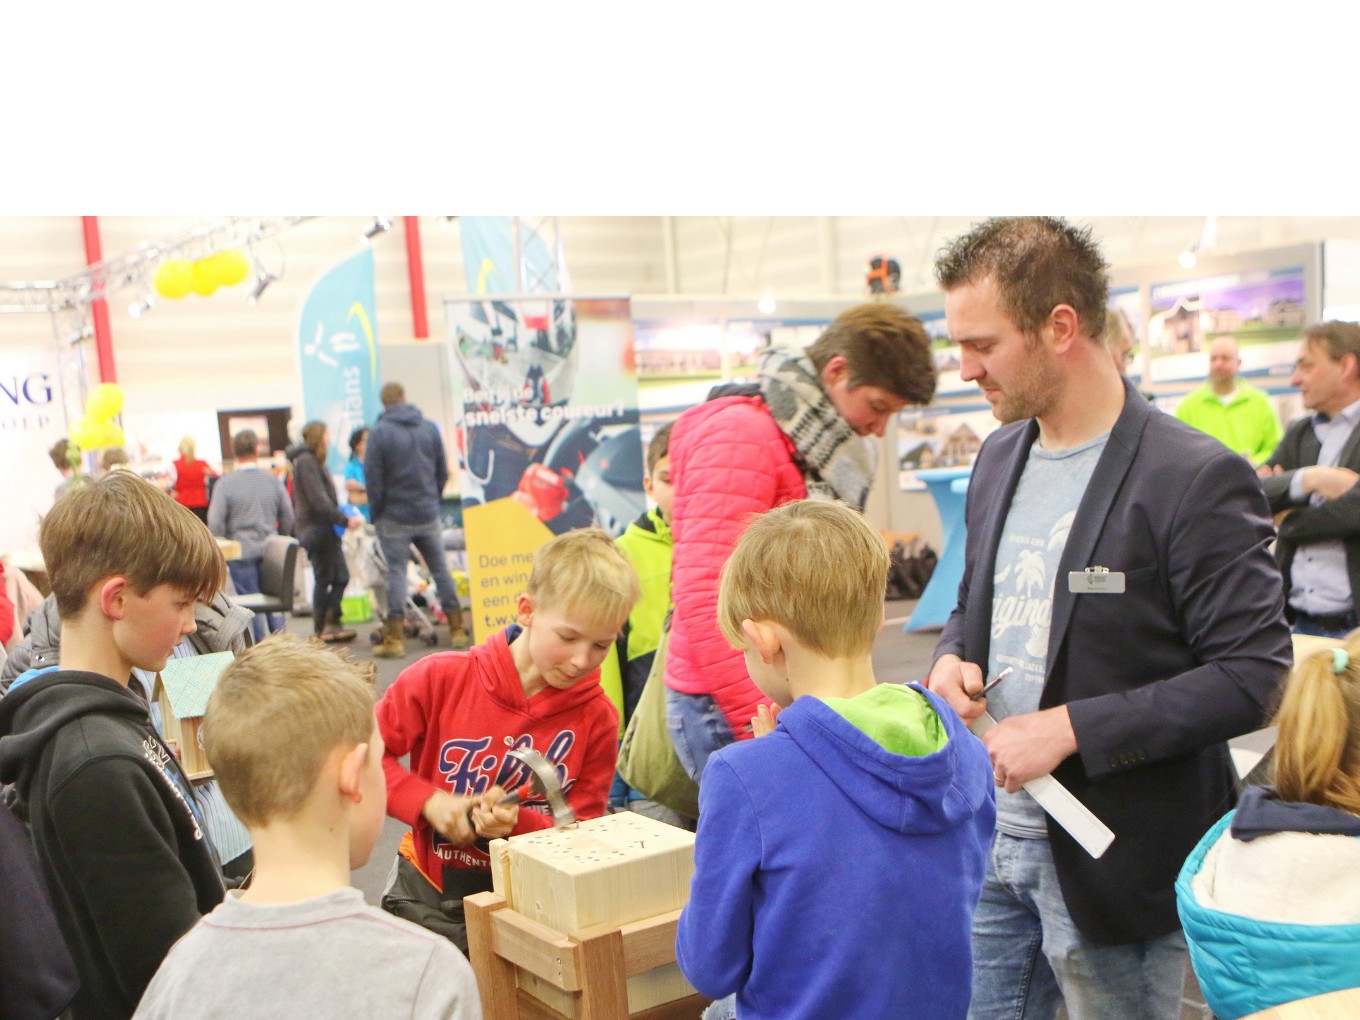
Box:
[466,891,521,1020]
[575,926,630,1020]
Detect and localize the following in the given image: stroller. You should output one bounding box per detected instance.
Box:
[345,524,443,649]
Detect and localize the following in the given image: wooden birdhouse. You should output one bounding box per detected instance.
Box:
[485,812,698,1017]
[154,651,234,781]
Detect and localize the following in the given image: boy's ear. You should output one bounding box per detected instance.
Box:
[98,577,130,621]
[516,594,534,628]
[642,473,654,498]
[818,354,850,388]
[740,619,782,663]
[337,742,369,804]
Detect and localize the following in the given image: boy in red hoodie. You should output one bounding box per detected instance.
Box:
[377,528,640,953]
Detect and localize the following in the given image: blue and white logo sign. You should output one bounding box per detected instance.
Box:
[297,247,381,473]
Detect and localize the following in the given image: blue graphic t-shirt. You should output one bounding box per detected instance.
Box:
[989,431,1108,838]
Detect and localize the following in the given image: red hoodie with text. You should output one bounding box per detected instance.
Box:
[376,626,620,890]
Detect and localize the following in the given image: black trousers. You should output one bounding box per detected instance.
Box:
[381,855,492,957]
[299,525,349,630]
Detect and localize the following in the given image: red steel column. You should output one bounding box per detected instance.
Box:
[403,216,429,340]
[80,216,117,383]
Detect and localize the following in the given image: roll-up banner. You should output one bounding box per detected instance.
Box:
[297,247,382,474]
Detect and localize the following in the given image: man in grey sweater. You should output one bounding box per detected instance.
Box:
[207,431,295,642]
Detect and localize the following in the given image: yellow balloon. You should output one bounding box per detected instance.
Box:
[153,259,194,299]
[216,249,250,287]
[190,259,218,297]
[69,416,99,450]
[101,422,125,450]
[85,382,124,420]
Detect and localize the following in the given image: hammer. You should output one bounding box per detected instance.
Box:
[490,747,577,828]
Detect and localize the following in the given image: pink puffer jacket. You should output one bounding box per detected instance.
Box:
[663,395,807,738]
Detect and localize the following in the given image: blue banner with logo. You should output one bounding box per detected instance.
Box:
[297,247,381,474]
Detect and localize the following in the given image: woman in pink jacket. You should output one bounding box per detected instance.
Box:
[663,303,937,781]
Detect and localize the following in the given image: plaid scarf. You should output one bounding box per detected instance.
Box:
[757,345,876,509]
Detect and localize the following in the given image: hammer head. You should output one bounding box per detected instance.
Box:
[506,747,577,829]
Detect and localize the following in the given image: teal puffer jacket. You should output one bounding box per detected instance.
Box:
[1176,811,1360,1019]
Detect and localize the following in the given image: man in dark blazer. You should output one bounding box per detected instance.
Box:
[928,217,1291,1020]
[1259,320,1360,638]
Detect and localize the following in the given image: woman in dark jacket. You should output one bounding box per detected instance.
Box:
[289,421,359,642]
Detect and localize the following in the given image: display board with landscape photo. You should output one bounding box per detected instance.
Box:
[632,317,832,413]
[897,401,997,490]
[1146,266,1305,384]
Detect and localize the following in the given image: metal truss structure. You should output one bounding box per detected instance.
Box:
[0,216,313,315]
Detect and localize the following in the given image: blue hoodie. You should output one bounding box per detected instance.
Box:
[364,402,448,525]
[676,683,995,1020]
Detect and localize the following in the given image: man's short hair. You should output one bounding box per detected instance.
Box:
[99,448,129,471]
[805,303,936,405]
[48,438,72,472]
[646,422,674,477]
[718,499,889,659]
[935,216,1110,342]
[1301,320,1360,367]
[231,430,258,459]
[39,472,225,619]
[203,634,376,827]
[380,382,405,408]
[526,528,640,632]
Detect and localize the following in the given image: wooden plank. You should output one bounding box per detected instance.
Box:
[516,988,573,1020]
[465,893,519,1020]
[632,995,713,1020]
[615,910,682,977]
[575,927,629,1020]
[491,907,582,991]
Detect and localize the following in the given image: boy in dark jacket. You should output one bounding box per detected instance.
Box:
[0,473,227,1020]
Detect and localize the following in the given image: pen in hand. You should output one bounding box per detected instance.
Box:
[970,666,1013,702]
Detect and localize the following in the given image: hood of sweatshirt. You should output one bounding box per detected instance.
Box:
[475,626,612,720]
[0,671,154,807]
[378,402,424,429]
[777,683,993,836]
[191,591,253,655]
[1230,784,1360,841]
[0,593,62,684]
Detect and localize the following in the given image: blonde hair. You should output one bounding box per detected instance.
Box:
[178,435,196,460]
[203,634,377,827]
[526,528,640,632]
[1273,633,1360,815]
[39,472,224,619]
[718,499,888,658]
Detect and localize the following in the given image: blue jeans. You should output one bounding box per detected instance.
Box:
[665,687,734,784]
[969,832,1187,1020]
[376,518,459,621]
[227,557,283,643]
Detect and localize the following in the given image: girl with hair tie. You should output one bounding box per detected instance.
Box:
[1177,636,1360,1018]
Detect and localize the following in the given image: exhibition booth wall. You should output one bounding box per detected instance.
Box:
[7,216,1360,557]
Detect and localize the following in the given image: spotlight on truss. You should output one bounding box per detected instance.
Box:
[363,217,393,241]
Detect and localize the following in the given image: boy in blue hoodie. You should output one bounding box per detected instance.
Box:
[676,499,995,1020]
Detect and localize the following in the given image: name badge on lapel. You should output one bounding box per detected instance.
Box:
[1067,566,1126,594]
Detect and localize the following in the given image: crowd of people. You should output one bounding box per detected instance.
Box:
[2,215,1359,1020]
